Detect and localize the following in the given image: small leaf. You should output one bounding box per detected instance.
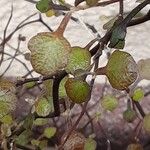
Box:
[23,114,35,129]
[132,88,144,102]
[0,114,13,125]
[15,130,32,146]
[65,47,91,75]
[84,138,97,150]
[33,118,48,126]
[35,96,53,117]
[0,90,17,119]
[137,58,150,80]
[39,140,48,150]
[103,16,118,30]
[31,139,40,146]
[136,0,145,3]
[101,95,118,111]
[45,9,55,17]
[43,80,53,97]
[43,127,56,138]
[36,0,50,13]
[109,26,126,49]
[24,81,36,89]
[59,77,68,98]
[143,113,150,133]
[65,78,90,104]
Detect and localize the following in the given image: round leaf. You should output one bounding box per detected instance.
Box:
[28,32,71,76]
[65,47,91,75]
[43,127,56,138]
[36,0,50,13]
[84,138,97,150]
[35,96,53,117]
[0,90,17,119]
[132,88,144,102]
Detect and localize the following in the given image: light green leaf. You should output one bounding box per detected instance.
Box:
[15,130,32,146]
[0,114,13,125]
[43,127,56,138]
[65,47,91,75]
[59,77,68,98]
[132,88,144,102]
[35,96,53,117]
[39,140,48,150]
[33,118,48,126]
[31,139,40,146]
[84,138,97,150]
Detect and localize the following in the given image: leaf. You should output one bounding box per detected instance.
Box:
[132,88,144,102]
[28,32,71,76]
[103,16,118,30]
[109,26,126,49]
[43,127,56,138]
[84,138,97,150]
[31,139,40,146]
[45,9,55,17]
[59,77,68,98]
[0,114,13,125]
[36,0,50,13]
[39,140,48,150]
[43,80,53,97]
[24,81,36,89]
[23,114,35,129]
[0,90,17,119]
[65,47,91,75]
[137,58,150,80]
[15,130,32,146]
[33,118,48,126]
[35,96,53,117]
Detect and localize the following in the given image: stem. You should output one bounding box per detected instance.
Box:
[95,67,106,75]
[54,12,72,36]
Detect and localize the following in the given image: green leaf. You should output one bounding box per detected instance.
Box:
[59,77,68,98]
[65,47,91,75]
[23,114,35,129]
[39,140,48,150]
[15,130,32,146]
[31,139,40,146]
[109,26,126,49]
[0,114,13,125]
[103,16,118,30]
[0,90,17,119]
[137,58,150,80]
[43,80,53,97]
[35,96,53,117]
[43,127,56,138]
[132,88,144,101]
[36,0,50,13]
[101,95,118,111]
[84,138,97,150]
[28,32,71,76]
[33,118,48,126]
[24,81,36,89]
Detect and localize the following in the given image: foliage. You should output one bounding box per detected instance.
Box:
[0,0,150,149]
